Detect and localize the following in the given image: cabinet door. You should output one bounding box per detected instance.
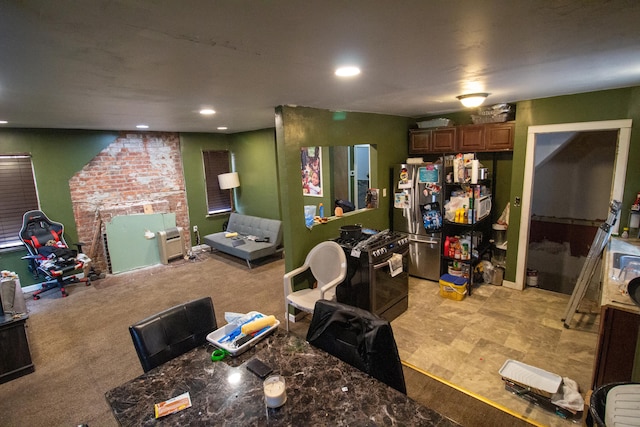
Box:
[431,128,456,152]
[592,306,640,389]
[0,320,33,383]
[409,130,431,154]
[457,125,485,151]
[485,122,515,151]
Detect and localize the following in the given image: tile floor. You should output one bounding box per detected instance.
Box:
[392,277,601,427]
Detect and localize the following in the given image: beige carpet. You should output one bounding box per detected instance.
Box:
[0,250,535,426]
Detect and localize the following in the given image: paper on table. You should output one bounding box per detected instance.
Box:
[154,392,192,418]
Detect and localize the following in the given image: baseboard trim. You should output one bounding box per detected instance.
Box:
[191,244,210,253]
[401,360,546,427]
[20,273,86,294]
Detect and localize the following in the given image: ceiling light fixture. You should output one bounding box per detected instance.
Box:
[200,108,216,115]
[335,66,361,77]
[136,124,149,129]
[0,120,7,124]
[217,126,228,130]
[456,93,489,108]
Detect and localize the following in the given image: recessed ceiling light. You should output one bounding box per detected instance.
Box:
[136,124,149,129]
[0,120,7,124]
[200,108,216,115]
[335,66,361,77]
[217,126,228,130]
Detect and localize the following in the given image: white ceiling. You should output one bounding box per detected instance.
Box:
[1,0,640,133]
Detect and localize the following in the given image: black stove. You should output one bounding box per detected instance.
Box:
[334,230,409,262]
[333,229,409,321]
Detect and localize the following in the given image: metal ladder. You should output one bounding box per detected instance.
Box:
[562,200,621,329]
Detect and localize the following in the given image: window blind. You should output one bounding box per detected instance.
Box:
[202,150,233,214]
[0,155,39,248]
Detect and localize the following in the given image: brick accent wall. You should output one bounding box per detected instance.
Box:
[69,132,190,273]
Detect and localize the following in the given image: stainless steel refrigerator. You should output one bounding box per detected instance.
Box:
[392,163,442,281]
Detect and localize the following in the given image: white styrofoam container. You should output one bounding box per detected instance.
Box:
[499,359,562,398]
[206,311,279,356]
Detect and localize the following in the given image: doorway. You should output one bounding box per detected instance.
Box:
[513,120,632,291]
[527,130,618,294]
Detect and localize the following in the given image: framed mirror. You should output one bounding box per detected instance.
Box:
[301,144,377,217]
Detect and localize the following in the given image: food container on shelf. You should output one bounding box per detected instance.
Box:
[416,118,453,128]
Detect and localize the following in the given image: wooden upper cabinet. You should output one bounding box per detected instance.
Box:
[484,122,515,151]
[409,129,431,154]
[409,128,456,154]
[431,128,457,152]
[456,121,515,152]
[410,122,514,154]
[457,125,485,151]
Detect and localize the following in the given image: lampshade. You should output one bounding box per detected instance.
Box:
[218,172,240,190]
[456,93,489,108]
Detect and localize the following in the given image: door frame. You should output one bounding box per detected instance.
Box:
[512,119,632,291]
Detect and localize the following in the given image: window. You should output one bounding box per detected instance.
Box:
[203,150,233,214]
[0,155,39,249]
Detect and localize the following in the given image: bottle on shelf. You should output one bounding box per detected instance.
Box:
[318,203,324,218]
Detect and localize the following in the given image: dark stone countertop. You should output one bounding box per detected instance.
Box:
[106,331,459,426]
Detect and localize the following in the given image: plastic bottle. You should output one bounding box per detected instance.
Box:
[318,203,324,218]
[622,227,629,238]
[444,236,450,257]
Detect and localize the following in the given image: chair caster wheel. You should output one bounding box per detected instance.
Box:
[33,295,40,300]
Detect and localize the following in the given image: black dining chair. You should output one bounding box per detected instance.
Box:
[306,299,406,394]
[129,297,217,372]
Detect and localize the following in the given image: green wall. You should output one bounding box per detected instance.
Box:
[181,132,232,239]
[181,129,281,242]
[0,129,117,285]
[275,105,414,272]
[506,87,640,282]
[3,86,640,290]
[1,128,278,286]
[229,128,281,219]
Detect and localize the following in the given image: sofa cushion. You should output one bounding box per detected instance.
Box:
[205,234,277,261]
[203,213,283,262]
[227,213,283,247]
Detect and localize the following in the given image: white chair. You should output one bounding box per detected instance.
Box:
[284,241,347,331]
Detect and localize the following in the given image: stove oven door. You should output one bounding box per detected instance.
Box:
[370,248,409,322]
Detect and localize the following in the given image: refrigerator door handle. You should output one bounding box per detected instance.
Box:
[409,236,440,244]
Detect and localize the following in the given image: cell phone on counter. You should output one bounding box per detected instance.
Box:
[246,358,273,379]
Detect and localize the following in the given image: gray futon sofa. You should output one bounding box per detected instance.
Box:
[203,213,283,268]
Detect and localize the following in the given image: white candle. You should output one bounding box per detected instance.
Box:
[263,375,286,408]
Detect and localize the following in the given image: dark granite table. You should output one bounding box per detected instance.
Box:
[106,331,459,426]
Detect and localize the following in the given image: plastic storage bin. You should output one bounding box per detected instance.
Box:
[206,311,279,356]
[439,274,468,301]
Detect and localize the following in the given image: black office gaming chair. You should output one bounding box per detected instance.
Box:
[19,210,91,299]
